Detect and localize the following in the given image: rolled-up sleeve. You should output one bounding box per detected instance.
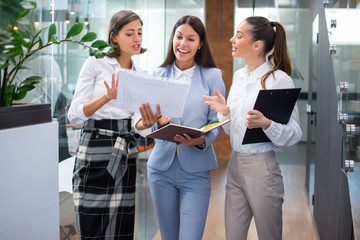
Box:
[67,58,96,124]
[263,105,302,148]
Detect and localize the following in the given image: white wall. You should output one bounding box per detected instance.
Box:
[0,122,59,240]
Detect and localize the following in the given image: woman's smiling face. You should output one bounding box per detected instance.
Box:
[172,23,202,70]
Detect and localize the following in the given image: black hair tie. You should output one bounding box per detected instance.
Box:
[270,21,276,27]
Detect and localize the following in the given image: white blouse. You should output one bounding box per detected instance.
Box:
[67,56,146,134]
[173,63,195,82]
[218,60,302,154]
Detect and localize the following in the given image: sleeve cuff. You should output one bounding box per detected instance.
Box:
[76,104,88,121]
[263,120,278,138]
[217,111,229,122]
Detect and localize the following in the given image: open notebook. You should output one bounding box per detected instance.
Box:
[147,119,230,143]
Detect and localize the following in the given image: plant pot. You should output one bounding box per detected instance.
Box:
[0,103,51,130]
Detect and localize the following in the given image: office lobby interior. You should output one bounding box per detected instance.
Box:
[0,0,359,239]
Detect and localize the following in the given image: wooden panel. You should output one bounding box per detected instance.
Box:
[206,0,234,160]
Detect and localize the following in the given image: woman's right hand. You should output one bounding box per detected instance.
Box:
[202,88,229,116]
[104,72,119,101]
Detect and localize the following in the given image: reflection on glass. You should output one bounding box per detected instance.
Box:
[326,7,360,163]
[326,4,360,239]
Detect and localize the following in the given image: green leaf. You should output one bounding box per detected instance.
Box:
[94,51,105,58]
[16,28,29,39]
[101,46,113,54]
[19,66,30,70]
[0,62,10,69]
[9,57,17,66]
[5,84,15,95]
[66,23,84,39]
[4,46,23,58]
[17,9,31,19]
[0,1,23,27]
[48,23,56,43]
[80,32,97,42]
[21,1,37,10]
[23,76,42,82]
[17,2,37,20]
[17,85,35,92]
[89,48,96,56]
[91,40,109,49]
[14,90,28,100]
[17,17,32,26]
[38,37,43,48]
[33,27,47,40]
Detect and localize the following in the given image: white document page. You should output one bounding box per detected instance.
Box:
[117,69,190,118]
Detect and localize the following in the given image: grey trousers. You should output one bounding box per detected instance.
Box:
[225,151,284,240]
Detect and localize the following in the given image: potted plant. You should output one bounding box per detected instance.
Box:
[0,0,113,129]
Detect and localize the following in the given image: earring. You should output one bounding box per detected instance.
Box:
[198,47,201,50]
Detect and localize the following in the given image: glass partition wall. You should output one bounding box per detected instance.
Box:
[324,2,360,238]
[22,0,205,239]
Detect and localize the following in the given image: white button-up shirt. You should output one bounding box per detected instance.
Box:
[68,56,147,134]
[218,60,302,154]
[173,63,195,82]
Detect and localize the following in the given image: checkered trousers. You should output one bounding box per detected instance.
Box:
[73,119,139,240]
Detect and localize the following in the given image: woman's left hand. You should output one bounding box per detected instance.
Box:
[245,110,271,130]
[174,134,205,146]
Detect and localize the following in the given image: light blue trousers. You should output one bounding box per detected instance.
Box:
[147,155,211,240]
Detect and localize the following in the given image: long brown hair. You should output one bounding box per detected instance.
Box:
[245,16,291,89]
[160,15,217,68]
[107,10,146,58]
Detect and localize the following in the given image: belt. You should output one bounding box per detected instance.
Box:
[83,119,139,178]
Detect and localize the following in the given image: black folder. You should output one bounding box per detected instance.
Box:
[242,88,301,144]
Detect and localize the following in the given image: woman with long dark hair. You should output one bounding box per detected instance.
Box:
[203,16,302,240]
[146,15,225,240]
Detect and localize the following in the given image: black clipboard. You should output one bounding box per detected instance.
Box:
[242,88,301,144]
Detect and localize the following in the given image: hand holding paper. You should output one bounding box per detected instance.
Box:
[117,68,190,118]
[137,103,172,130]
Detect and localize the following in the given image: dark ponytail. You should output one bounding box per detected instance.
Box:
[245,16,291,89]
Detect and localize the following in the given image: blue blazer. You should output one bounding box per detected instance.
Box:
[147,64,226,173]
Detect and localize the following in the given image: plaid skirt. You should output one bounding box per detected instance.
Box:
[73,119,139,240]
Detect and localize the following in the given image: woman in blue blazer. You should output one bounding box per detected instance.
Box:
[146,16,225,240]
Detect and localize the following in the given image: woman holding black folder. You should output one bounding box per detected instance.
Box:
[203,16,302,240]
[141,15,225,240]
